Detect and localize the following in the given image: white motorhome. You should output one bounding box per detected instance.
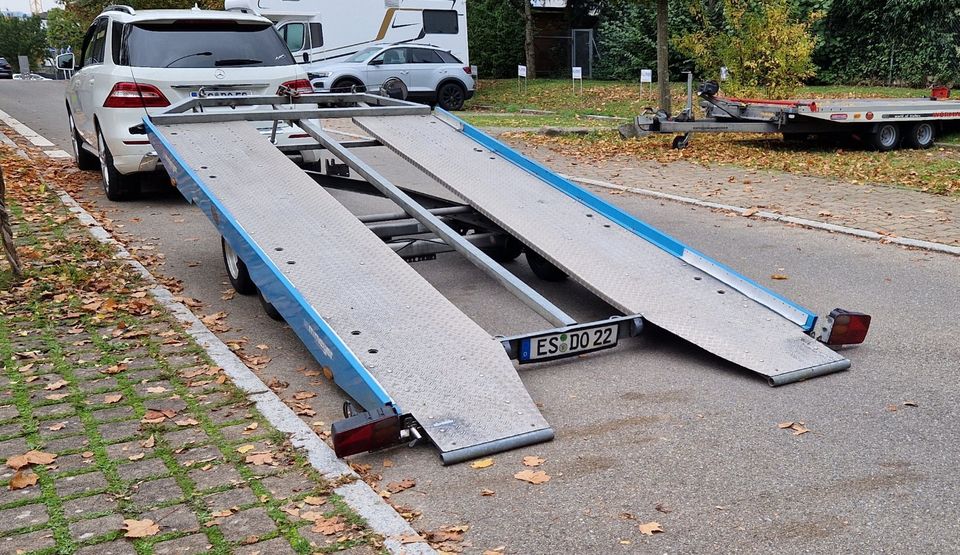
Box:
[224,0,469,65]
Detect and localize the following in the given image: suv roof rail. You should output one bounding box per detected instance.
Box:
[103,5,135,15]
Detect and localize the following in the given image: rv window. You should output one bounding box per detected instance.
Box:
[410,48,443,64]
[310,23,323,47]
[423,10,458,34]
[281,23,307,52]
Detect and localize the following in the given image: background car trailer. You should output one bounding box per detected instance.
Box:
[635,78,960,151]
[143,92,871,464]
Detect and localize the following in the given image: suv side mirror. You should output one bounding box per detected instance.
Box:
[56,53,74,71]
[302,52,310,63]
[368,59,383,66]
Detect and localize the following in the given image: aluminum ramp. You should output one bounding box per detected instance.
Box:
[149,120,553,463]
[354,113,850,384]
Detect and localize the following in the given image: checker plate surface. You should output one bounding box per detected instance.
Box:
[158,121,551,457]
[355,115,848,380]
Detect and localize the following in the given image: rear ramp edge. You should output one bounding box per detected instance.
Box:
[767,359,851,386]
[439,428,556,466]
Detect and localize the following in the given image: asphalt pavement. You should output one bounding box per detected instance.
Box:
[2,80,959,554]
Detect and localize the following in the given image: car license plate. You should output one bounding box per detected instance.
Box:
[191,90,253,98]
[519,323,619,363]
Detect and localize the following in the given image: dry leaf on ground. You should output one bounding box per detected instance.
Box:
[386,479,416,493]
[480,488,495,496]
[245,452,274,466]
[123,518,160,538]
[236,444,255,454]
[638,521,664,536]
[9,470,39,490]
[522,456,545,467]
[141,435,156,448]
[6,450,57,470]
[514,469,550,484]
[292,391,316,400]
[470,458,494,469]
[103,393,123,404]
[771,274,790,280]
[311,515,347,535]
[303,495,326,506]
[779,421,811,435]
[44,379,68,391]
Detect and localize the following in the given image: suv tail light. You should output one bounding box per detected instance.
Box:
[103,82,170,108]
[278,79,313,96]
[818,308,871,346]
[463,66,472,75]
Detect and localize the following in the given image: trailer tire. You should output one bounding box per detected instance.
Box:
[906,122,936,149]
[482,236,524,262]
[221,236,256,295]
[259,290,284,321]
[526,250,568,282]
[869,123,901,151]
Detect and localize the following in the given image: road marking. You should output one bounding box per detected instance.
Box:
[0,108,55,147]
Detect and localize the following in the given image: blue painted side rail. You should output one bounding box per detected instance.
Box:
[144,118,396,414]
[438,109,819,332]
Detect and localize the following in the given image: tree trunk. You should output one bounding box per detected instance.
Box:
[0,165,24,281]
[656,0,671,113]
[523,0,537,78]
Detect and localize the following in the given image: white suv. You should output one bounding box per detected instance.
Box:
[59,6,313,200]
[306,44,475,111]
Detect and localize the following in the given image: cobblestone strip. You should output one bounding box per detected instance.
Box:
[0,145,403,554]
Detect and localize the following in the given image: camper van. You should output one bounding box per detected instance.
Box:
[224,0,469,65]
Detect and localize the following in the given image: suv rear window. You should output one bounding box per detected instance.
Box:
[125,21,293,68]
[437,50,462,64]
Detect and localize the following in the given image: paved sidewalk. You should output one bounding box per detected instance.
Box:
[506,142,960,247]
[0,148,381,554]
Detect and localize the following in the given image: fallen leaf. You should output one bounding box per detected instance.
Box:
[6,450,57,470]
[141,435,156,448]
[245,452,274,466]
[777,422,794,429]
[44,380,69,391]
[771,274,790,280]
[44,393,70,401]
[211,509,234,518]
[47,422,66,431]
[175,418,200,427]
[255,344,269,351]
[245,422,259,431]
[470,458,494,469]
[241,535,259,545]
[382,458,394,468]
[791,423,810,435]
[311,515,347,535]
[303,495,326,506]
[123,518,160,538]
[236,444,255,454]
[9,470,38,490]
[655,503,673,514]
[480,488,495,496]
[292,391,316,400]
[522,456,545,467]
[638,521,664,536]
[400,533,426,544]
[103,393,123,404]
[386,479,416,493]
[81,451,94,459]
[146,386,167,394]
[128,453,145,461]
[514,469,550,484]
[743,207,759,217]
[903,400,919,407]
[141,410,167,424]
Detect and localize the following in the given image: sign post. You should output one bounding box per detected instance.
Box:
[17,55,30,78]
[572,66,583,95]
[518,65,527,94]
[720,66,729,81]
[640,69,653,94]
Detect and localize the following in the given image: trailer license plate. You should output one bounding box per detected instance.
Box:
[519,323,619,363]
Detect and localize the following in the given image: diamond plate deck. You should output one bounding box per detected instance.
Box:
[355,114,849,383]
[155,121,552,460]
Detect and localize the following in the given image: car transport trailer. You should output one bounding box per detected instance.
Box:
[635,78,960,151]
[143,92,871,464]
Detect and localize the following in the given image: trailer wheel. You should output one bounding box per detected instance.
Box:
[906,122,936,149]
[671,135,690,150]
[482,236,524,262]
[221,236,256,295]
[258,290,284,321]
[870,123,901,151]
[526,250,568,282]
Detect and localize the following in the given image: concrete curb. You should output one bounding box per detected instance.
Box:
[563,174,960,257]
[1,129,434,555]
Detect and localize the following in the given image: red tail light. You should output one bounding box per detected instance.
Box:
[819,309,871,346]
[331,406,402,458]
[103,82,170,108]
[463,66,472,75]
[278,79,313,95]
